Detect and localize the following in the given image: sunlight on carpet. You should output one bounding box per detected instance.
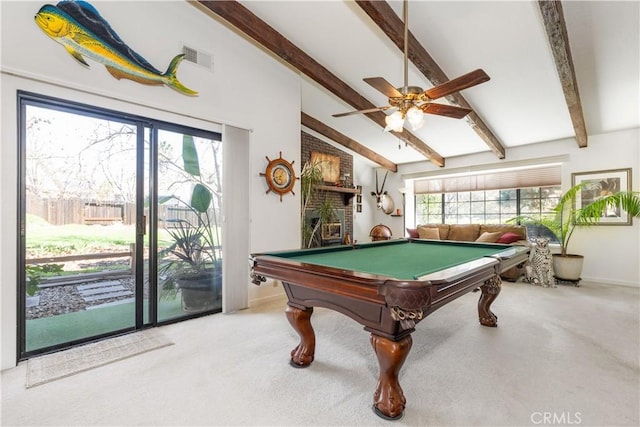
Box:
[26,329,173,388]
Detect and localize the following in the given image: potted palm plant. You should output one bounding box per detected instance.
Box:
[509,183,640,281]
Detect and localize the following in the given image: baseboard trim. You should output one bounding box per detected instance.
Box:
[249,292,287,308]
[581,276,639,288]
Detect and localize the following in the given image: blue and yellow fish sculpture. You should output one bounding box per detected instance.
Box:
[34,0,197,95]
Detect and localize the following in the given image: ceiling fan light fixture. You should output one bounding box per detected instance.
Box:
[384,110,404,132]
[406,106,425,130]
[331,0,489,134]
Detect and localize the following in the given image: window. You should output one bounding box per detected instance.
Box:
[413,163,562,241]
[416,185,562,235]
[416,193,443,224]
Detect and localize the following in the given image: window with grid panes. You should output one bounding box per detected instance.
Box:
[415,186,561,229]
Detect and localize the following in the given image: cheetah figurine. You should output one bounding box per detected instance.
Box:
[525,237,556,287]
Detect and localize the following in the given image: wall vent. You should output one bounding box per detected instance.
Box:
[182,45,213,72]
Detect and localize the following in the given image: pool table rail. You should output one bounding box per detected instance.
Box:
[250,244,528,322]
[249,254,387,304]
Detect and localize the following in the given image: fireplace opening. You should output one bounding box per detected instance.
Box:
[305,209,345,247]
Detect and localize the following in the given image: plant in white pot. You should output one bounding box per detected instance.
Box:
[509,183,640,281]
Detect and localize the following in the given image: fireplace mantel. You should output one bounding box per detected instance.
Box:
[314,185,360,205]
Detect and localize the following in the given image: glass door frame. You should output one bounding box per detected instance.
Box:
[17,92,151,360]
[16,91,222,362]
[151,124,224,324]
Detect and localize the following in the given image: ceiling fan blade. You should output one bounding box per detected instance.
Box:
[364,77,403,98]
[424,69,490,100]
[421,103,472,119]
[332,106,390,118]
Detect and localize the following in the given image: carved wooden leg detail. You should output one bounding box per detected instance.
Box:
[286,305,315,367]
[370,334,413,420]
[478,275,502,327]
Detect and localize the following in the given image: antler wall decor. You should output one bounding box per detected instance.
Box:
[371,171,395,214]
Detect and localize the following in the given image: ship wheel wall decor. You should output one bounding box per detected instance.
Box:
[260,152,299,201]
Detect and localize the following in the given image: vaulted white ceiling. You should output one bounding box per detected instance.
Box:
[203,1,639,167]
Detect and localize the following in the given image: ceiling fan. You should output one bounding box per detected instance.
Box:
[333,0,490,132]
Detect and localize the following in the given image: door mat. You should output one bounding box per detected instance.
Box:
[26,329,173,388]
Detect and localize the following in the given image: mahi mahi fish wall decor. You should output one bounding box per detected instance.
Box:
[34,0,198,96]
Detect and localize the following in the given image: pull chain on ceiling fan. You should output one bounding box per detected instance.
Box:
[333,0,490,133]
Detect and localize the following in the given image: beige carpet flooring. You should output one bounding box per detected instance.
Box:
[1,280,638,426]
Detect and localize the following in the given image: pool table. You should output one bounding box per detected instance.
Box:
[250,238,530,420]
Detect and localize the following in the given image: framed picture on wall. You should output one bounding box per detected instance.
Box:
[310,151,340,184]
[571,168,632,225]
[356,204,362,213]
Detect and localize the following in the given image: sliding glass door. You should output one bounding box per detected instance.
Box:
[18,93,222,359]
[155,128,223,322]
[20,100,146,354]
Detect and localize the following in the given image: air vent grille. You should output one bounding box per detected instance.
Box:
[182,45,213,72]
[182,46,198,63]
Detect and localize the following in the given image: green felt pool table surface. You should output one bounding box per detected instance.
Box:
[271,239,511,280]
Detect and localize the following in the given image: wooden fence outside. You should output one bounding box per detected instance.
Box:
[27,196,206,226]
[27,197,134,225]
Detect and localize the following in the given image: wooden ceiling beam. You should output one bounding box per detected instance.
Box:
[538,1,588,148]
[301,113,397,173]
[195,0,445,167]
[355,0,506,159]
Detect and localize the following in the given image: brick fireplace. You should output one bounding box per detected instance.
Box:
[301,131,354,246]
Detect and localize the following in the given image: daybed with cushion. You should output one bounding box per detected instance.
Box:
[406,224,530,281]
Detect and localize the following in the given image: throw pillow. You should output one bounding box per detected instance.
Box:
[476,231,503,243]
[406,228,419,238]
[448,224,481,241]
[417,226,440,240]
[496,232,522,244]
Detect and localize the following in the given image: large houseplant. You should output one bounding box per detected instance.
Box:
[300,160,338,248]
[509,183,640,280]
[158,134,222,311]
[158,215,222,311]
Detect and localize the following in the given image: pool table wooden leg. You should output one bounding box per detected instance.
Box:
[478,275,502,327]
[286,304,315,367]
[370,334,412,420]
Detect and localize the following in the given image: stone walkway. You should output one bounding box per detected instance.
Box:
[26,277,136,320]
[77,281,134,303]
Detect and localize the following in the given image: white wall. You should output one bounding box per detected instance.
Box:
[1,1,300,369]
[399,128,640,286]
[562,130,640,286]
[351,157,374,243]
[325,151,406,242]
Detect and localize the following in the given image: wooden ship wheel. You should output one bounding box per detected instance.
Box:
[260,152,299,202]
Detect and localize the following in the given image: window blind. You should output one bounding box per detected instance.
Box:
[413,164,561,194]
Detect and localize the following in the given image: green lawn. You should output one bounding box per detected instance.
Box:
[24,216,222,353]
[26,215,175,257]
[25,296,215,352]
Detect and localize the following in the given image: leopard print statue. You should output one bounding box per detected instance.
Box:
[525,237,556,288]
